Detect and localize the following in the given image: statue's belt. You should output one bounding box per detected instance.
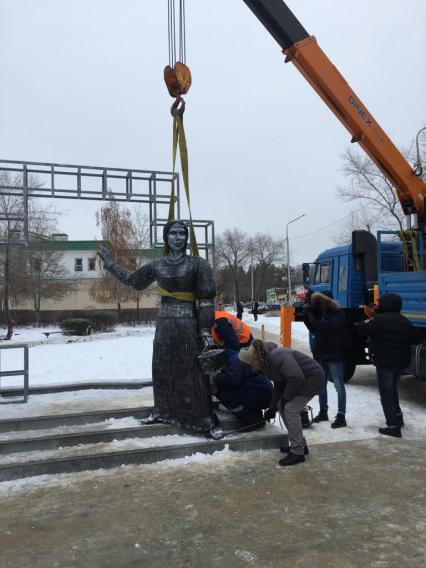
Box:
[159,287,196,303]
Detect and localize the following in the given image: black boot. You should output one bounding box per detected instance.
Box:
[312,409,329,423]
[379,426,402,438]
[280,445,309,455]
[279,452,305,466]
[396,413,404,427]
[331,414,347,428]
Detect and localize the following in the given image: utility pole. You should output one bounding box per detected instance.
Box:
[250,252,254,301]
[286,213,306,305]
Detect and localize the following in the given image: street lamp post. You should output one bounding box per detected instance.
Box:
[286,213,306,305]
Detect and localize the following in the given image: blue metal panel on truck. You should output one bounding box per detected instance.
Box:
[378,271,426,328]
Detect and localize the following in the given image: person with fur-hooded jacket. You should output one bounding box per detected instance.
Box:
[303,291,347,428]
[355,293,414,438]
[239,340,325,466]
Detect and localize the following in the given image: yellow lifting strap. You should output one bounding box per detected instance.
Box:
[168,110,199,257]
[159,286,196,303]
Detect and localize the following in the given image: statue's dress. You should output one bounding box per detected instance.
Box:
[106,254,217,432]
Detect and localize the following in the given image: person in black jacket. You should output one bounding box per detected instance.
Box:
[212,349,273,428]
[236,301,244,320]
[303,291,347,428]
[355,293,414,438]
[252,299,259,322]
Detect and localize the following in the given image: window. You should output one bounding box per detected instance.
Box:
[338,265,348,292]
[88,257,96,271]
[355,255,364,272]
[74,258,83,272]
[314,262,331,284]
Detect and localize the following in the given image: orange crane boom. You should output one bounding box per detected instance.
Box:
[243,0,426,223]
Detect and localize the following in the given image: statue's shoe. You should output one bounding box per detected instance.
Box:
[207,427,224,440]
[140,415,164,425]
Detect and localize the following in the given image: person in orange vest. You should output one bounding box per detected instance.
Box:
[211,311,253,351]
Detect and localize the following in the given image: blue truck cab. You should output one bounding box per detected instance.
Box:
[309,239,403,309]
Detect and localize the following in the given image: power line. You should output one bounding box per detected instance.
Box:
[291,204,367,240]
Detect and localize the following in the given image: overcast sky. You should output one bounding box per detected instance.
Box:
[1,0,425,262]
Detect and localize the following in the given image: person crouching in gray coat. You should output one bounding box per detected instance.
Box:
[239,339,326,466]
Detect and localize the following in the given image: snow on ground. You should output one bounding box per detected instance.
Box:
[246,312,309,344]
[0,387,153,419]
[288,373,426,445]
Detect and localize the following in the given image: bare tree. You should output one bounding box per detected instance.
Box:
[0,173,26,337]
[215,228,252,303]
[337,148,406,231]
[90,199,138,316]
[24,207,72,321]
[250,233,285,298]
[1,172,72,332]
[130,205,155,321]
[332,207,384,245]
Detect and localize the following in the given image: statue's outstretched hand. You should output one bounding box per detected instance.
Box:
[199,329,216,351]
[97,247,113,268]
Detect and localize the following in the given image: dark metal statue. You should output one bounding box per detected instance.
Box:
[98,220,223,438]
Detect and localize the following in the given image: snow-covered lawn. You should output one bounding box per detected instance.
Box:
[1,325,155,387]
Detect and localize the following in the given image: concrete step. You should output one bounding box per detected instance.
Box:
[0,414,242,454]
[0,429,288,482]
[0,406,153,433]
[0,380,152,397]
[0,401,221,433]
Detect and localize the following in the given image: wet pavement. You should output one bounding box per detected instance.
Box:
[0,435,425,568]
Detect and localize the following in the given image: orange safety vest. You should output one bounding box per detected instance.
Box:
[211,311,252,346]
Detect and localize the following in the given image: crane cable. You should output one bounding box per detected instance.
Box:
[165,0,198,256]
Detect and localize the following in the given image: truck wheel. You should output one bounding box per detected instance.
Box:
[344,362,356,383]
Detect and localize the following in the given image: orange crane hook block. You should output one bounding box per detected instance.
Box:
[164,62,192,114]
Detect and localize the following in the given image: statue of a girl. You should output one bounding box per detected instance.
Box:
[98,220,223,438]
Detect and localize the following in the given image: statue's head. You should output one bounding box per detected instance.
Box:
[163,220,189,254]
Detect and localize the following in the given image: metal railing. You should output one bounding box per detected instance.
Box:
[0,344,29,403]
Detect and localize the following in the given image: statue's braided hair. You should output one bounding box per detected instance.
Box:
[251,339,270,374]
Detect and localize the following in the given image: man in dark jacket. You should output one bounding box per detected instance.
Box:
[213,350,273,428]
[252,299,259,322]
[236,301,244,320]
[240,340,326,466]
[355,293,414,438]
[303,291,347,428]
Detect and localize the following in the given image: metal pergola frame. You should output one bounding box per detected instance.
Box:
[0,159,215,262]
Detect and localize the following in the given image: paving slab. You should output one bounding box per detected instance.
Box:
[0,437,424,568]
